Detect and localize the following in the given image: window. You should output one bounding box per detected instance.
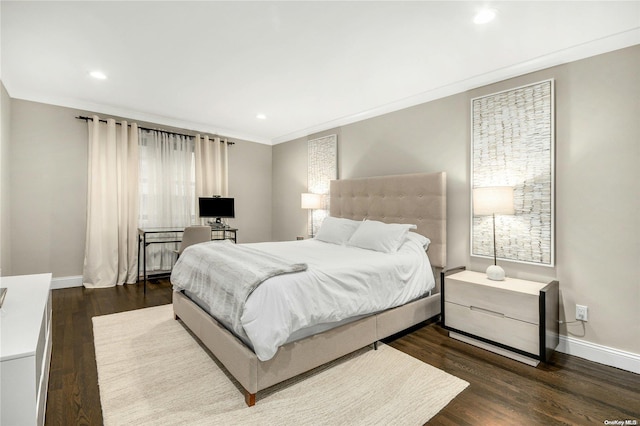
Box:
[138,129,196,271]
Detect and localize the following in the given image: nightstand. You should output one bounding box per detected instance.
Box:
[441,269,559,366]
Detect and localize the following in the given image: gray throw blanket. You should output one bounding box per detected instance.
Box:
[171,240,307,342]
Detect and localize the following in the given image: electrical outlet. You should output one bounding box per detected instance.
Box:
[576,304,588,321]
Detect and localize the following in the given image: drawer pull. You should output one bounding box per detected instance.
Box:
[470,305,505,318]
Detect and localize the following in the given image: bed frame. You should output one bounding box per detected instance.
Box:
[173,171,447,406]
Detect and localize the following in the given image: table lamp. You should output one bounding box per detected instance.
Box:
[301,193,325,237]
[473,186,514,281]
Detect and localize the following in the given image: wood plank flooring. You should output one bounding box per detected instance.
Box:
[46,280,639,425]
[46,280,172,426]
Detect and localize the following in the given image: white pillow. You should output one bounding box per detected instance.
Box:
[404,231,431,250]
[315,216,362,245]
[347,220,417,253]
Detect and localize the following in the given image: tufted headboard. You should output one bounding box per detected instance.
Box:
[329,172,447,269]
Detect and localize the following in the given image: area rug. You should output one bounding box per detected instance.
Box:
[93,305,468,425]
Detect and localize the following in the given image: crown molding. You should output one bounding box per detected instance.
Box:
[271,28,640,145]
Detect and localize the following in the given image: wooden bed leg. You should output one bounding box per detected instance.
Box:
[245,392,256,407]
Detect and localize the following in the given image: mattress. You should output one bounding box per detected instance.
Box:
[172,237,435,361]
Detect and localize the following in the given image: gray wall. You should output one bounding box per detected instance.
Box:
[0,81,11,275]
[272,128,341,241]
[227,136,272,244]
[271,45,640,355]
[7,100,272,278]
[10,100,88,277]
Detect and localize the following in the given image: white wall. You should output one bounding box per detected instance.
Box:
[271,45,640,359]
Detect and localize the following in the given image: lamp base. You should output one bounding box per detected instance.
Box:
[486,264,506,281]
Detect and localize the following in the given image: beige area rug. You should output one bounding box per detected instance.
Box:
[93,305,468,426]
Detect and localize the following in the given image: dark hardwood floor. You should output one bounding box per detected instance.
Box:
[46,279,172,426]
[46,279,639,425]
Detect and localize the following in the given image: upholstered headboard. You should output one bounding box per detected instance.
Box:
[329,172,447,268]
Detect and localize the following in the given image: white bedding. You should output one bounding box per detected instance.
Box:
[174,237,434,361]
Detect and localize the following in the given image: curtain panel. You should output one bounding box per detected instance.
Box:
[83,116,139,288]
[195,135,229,200]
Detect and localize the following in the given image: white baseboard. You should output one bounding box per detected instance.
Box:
[557,335,640,374]
[51,275,83,290]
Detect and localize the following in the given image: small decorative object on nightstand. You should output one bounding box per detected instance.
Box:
[441,268,559,366]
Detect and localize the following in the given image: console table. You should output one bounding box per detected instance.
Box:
[0,273,52,426]
[138,226,238,293]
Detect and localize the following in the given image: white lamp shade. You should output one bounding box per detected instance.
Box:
[473,186,515,216]
[301,193,324,209]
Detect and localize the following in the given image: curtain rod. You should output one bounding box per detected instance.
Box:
[75,116,235,145]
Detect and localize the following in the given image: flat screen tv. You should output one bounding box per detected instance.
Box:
[198,197,235,223]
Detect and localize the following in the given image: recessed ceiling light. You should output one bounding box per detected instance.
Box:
[256,114,267,120]
[89,70,107,80]
[473,8,497,25]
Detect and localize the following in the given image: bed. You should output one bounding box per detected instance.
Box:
[172,171,447,406]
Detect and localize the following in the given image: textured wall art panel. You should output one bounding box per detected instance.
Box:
[471,79,554,266]
[308,134,337,234]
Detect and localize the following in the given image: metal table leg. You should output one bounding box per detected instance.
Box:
[143,233,147,294]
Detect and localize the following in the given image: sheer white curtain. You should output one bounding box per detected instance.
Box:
[138,129,195,272]
[83,116,139,288]
[195,135,229,201]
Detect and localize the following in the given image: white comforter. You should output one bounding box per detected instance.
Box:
[174,238,434,361]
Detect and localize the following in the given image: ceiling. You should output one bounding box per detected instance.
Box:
[2,1,639,145]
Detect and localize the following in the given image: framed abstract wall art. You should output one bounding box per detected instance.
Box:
[307,134,337,234]
[471,79,555,266]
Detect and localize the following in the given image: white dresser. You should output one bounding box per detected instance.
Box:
[0,273,53,426]
[442,269,558,366]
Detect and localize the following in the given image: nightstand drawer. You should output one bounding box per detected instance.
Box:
[445,302,539,354]
[446,275,540,324]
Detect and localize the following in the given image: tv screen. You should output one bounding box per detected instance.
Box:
[198,197,235,218]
